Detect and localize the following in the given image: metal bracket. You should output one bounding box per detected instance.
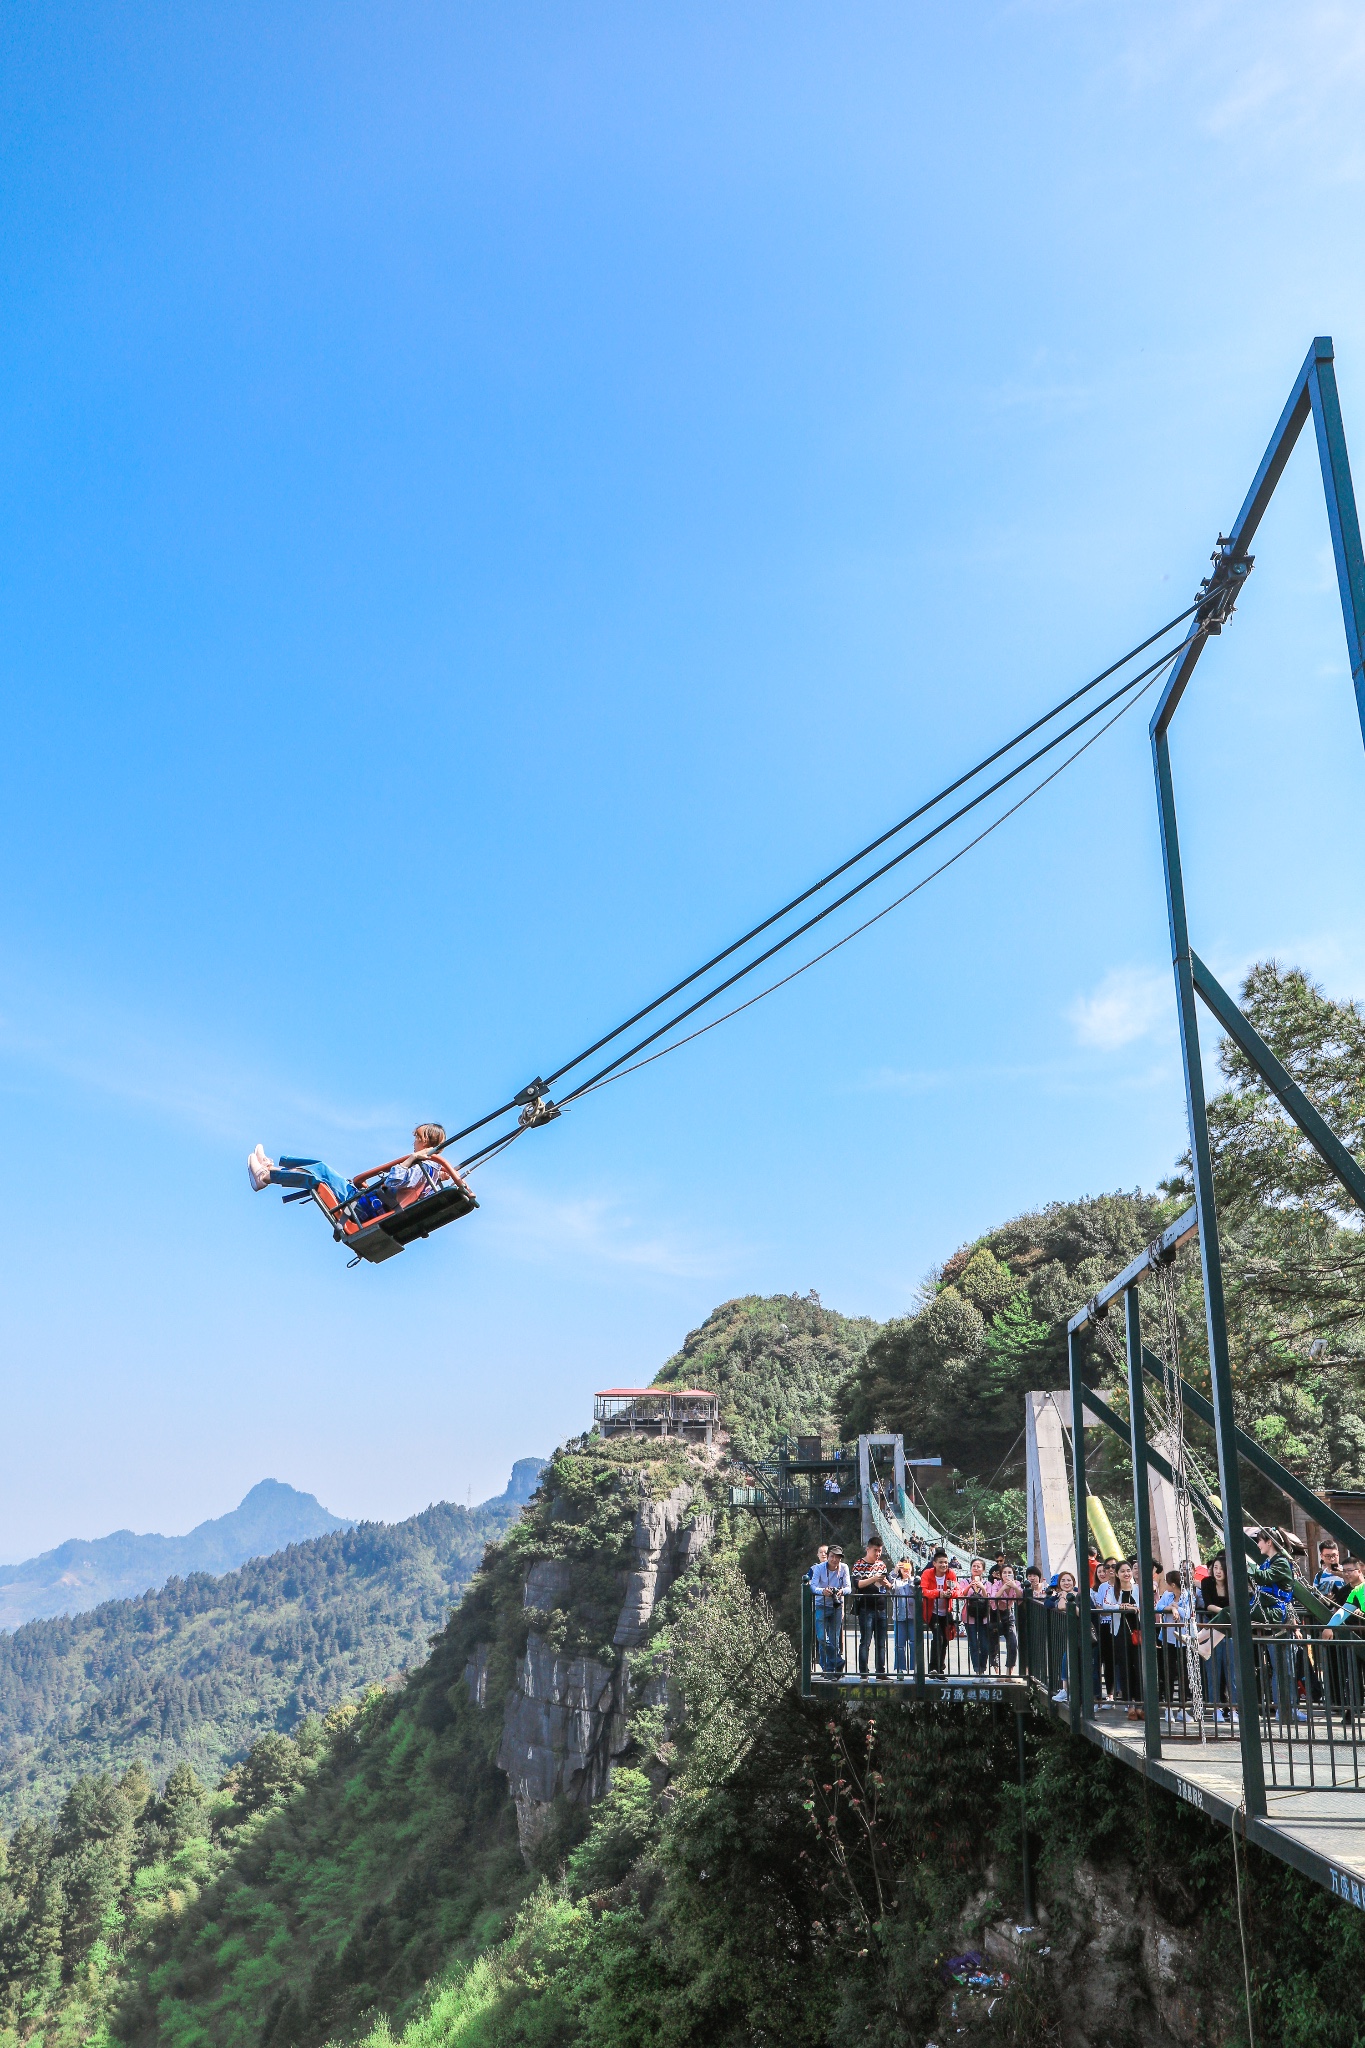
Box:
[1195,538,1253,635]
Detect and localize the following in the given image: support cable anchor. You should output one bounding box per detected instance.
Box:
[1196,537,1254,635]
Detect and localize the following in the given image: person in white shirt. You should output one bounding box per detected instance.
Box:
[1091,1559,1122,1706]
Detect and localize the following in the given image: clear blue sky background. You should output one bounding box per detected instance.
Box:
[3,3,1365,1559]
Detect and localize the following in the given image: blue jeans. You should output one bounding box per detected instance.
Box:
[965,1621,990,1675]
[1267,1636,1297,1720]
[1210,1637,1237,1708]
[857,1603,887,1676]
[816,1598,844,1672]
[269,1157,358,1203]
[893,1607,915,1674]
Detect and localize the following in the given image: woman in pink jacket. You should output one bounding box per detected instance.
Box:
[987,1563,1024,1674]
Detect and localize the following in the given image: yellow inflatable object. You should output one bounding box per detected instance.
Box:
[1086,1493,1122,1559]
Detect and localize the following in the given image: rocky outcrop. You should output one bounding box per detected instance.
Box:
[523,1559,572,1611]
[614,1485,712,1647]
[495,1478,713,1857]
[462,1643,491,1709]
[968,1853,1237,2046]
[496,1634,630,1855]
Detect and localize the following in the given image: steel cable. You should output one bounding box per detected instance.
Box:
[458,649,1178,1170]
[440,602,1204,1154]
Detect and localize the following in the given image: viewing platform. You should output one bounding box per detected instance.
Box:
[593,1387,719,1443]
[802,1583,1365,1907]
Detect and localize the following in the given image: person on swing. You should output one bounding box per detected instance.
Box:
[247,1125,470,1215]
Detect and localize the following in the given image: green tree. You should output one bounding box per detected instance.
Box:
[840,1192,1171,1475]
[54,1774,135,1959]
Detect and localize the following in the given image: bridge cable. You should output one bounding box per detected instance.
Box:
[560,653,1177,1110]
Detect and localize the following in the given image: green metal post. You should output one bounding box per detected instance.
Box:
[1307,341,1365,743]
[1124,1286,1164,1762]
[1068,1329,1094,1719]
[1152,731,1266,1814]
[1016,1711,1036,1926]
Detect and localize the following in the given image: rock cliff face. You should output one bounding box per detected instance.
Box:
[972,1853,1237,2046]
[615,1484,713,1648]
[473,1473,713,1857]
[495,1638,630,1854]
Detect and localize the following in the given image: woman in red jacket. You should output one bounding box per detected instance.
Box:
[920,1548,959,1677]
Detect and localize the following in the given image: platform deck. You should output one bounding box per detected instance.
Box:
[1081,1707,1365,1906]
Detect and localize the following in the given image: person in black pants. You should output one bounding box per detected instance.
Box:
[850,1537,892,1677]
[1115,1560,1143,1720]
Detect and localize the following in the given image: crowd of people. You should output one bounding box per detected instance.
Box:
[805,1525,1365,1718]
[807,1537,1030,1682]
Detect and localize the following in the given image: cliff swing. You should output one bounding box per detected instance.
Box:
[249,507,1245,1268]
[247,1125,478,1266]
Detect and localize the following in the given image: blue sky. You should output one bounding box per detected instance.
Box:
[3,3,1365,1559]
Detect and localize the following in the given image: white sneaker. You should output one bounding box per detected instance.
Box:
[247,1144,275,1192]
[1052,1688,1069,1704]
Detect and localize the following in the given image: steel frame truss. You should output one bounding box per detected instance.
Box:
[1070,337,1365,1817]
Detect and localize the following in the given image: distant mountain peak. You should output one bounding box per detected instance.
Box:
[0,1482,354,1632]
[504,1458,548,1504]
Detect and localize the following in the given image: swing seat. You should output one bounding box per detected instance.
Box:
[309,1173,479,1264]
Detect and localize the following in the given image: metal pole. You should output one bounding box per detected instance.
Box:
[801,1580,813,1699]
[1067,1597,1083,1734]
[1307,341,1365,745]
[1124,1285,1164,1761]
[1016,1710,1036,1926]
[1068,1329,1094,1719]
[1151,731,1266,1814]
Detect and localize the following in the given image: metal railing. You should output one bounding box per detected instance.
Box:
[1030,1601,1365,1789]
[801,1586,1032,1698]
[800,1584,1365,1793]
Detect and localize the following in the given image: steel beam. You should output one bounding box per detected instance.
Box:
[1068,1206,1199,1337]
[1307,340,1365,746]
[1142,336,1365,1812]
[1191,952,1365,1213]
[1150,335,1320,738]
[1139,1347,1365,1564]
[1153,725,1266,1811]
[1081,1382,1243,1558]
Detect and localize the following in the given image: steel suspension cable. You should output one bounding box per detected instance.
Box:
[555,643,1182,1104]
[438,601,1205,1154]
[561,656,1174,1110]
[458,648,1177,1170]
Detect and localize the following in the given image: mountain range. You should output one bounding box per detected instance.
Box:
[0,1462,548,1633]
[0,1478,353,1631]
[0,1458,547,1822]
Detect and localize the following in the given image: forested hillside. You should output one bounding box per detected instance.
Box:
[0,1344,1346,2048]
[5,965,1365,2044]
[836,963,1365,1518]
[0,1496,522,1828]
[0,1481,352,1632]
[651,1290,877,1454]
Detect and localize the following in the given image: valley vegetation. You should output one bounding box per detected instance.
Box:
[0,1501,521,1830]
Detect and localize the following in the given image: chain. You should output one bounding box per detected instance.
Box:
[1151,1260,1206,1740]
